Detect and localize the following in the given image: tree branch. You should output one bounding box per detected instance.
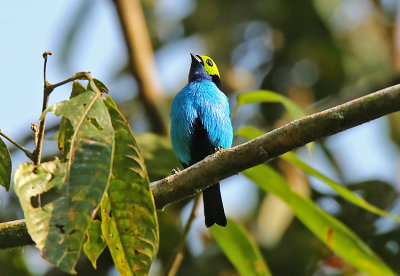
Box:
[0,130,33,160]
[2,83,400,248]
[151,83,400,209]
[113,0,168,136]
[0,219,33,249]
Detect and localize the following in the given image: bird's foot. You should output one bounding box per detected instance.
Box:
[214,146,224,153]
[170,167,181,175]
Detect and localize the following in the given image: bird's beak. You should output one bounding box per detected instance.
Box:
[190,53,202,64]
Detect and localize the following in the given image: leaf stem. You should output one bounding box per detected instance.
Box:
[46,72,91,93]
[163,195,201,276]
[0,130,33,160]
[32,52,91,166]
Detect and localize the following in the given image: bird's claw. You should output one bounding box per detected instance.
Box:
[214,146,224,153]
[170,168,181,175]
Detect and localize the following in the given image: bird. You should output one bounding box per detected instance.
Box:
[170,53,233,227]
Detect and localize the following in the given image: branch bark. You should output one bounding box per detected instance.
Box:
[113,0,167,136]
[1,83,400,248]
[151,83,400,209]
[0,219,33,249]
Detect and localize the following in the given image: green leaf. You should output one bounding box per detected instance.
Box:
[244,164,395,276]
[235,126,265,141]
[0,137,11,191]
[237,126,400,223]
[102,97,159,276]
[211,219,271,276]
[282,152,400,223]
[17,89,114,273]
[236,90,306,121]
[58,81,87,159]
[136,133,180,181]
[236,91,313,151]
[83,220,106,269]
[93,79,109,93]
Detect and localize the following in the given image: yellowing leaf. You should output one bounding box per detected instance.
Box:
[16,88,114,273]
[83,220,106,269]
[101,97,159,276]
[14,161,71,271]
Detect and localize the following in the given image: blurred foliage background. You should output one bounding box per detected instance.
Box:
[1,0,400,275]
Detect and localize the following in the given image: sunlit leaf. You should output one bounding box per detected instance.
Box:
[17,89,114,273]
[102,97,159,276]
[14,160,71,271]
[237,126,400,223]
[0,137,11,191]
[244,164,395,276]
[83,220,106,269]
[211,219,271,276]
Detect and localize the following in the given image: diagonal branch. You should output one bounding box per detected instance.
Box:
[151,83,400,209]
[2,83,400,248]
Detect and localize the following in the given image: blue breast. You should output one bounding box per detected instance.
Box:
[170,81,233,165]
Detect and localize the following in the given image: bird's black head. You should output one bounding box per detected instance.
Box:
[188,53,221,88]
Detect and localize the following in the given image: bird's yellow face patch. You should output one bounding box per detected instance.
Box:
[199,55,220,78]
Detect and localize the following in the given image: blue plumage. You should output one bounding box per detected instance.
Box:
[170,54,233,227]
[170,81,233,165]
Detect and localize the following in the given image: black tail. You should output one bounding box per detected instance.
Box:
[203,183,227,227]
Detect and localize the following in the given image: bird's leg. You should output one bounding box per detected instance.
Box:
[214,146,224,153]
[170,167,181,175]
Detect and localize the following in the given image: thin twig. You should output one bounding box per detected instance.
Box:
[32,52,90,166]
[0,130,33,160]
[46,72,90,93]
[32,52,53,165]
[163,195,201,276]
[43,51,52,85]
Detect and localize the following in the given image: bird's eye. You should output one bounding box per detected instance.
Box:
[206,59,213,66]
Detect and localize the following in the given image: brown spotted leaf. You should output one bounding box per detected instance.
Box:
[15,88,114,273]
[101,97,159,276]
